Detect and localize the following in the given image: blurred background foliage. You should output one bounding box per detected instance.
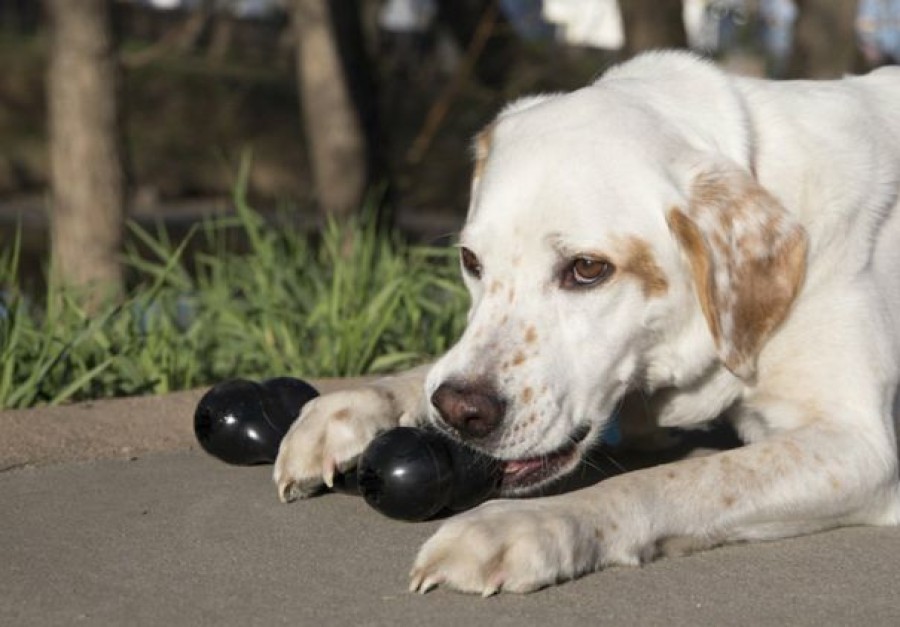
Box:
[0,0,895,406]
[2,1,884,252]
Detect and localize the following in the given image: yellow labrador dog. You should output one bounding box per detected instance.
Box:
[275,51,900,595]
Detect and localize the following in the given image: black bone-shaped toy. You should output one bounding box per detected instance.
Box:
[193,378,501,521]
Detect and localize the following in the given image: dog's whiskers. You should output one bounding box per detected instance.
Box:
[598,449,628,474]
[578,455,608,476]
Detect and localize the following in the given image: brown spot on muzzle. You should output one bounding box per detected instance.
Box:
[521,386,534,403]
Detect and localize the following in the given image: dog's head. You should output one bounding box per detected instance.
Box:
[425,57,807,495]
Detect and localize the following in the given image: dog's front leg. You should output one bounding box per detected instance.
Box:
[411,423,900,595]
[274,364,431,502]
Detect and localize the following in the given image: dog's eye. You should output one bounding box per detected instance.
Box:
[565,257,615,288]
[460,247,483,279]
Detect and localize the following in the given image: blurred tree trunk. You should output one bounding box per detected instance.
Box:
[789,0,860,78]
[288,0,367,222]
[177,0,214,54]
[122,0,214,66]
[435,0,515,87]
[620,0,687,57]
[45,0,124,306]
[207,11,235,61]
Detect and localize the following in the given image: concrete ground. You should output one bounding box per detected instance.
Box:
[3,382,900,626]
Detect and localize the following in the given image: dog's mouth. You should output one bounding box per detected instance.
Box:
[497,425,591,495]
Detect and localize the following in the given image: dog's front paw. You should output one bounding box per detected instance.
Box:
[273,387,401,502]
[409,499,603,596]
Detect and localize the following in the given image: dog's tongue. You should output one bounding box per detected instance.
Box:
[502,457,544,475]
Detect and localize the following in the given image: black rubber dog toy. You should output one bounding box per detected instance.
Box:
[194,377,319,465]
[194,377,502,521]
[350,427,501,521]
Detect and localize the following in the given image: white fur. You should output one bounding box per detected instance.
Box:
[276,51,900,595]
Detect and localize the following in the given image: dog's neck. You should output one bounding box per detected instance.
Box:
[639,299,744,428]
[643,303,717,386]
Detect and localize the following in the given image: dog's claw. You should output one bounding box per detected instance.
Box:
[279,481,299,504]
[482,573,504,597]
[419,576,441,594]
[408,570,423,593]
[322,457,336,489]
[409,568,442,594]
[276,476,323,504]
[481,584,500,598]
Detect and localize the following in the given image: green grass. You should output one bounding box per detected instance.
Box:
[0,188,468,410]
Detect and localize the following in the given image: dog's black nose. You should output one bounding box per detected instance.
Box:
[431,381,505,439]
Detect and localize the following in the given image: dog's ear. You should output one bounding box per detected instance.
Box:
[470,122,495,198]
[667,163,808,379]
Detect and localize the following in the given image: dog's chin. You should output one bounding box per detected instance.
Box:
[495,426,591,497]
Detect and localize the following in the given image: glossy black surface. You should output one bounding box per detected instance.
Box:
[193,377,319,465]
[356,427,502,521]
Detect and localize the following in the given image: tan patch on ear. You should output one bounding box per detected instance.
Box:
[618,236,669,297]
[669,164,808,378]
[666,207,722,346]
[473,123,495,182]
[691,169,793,267]
[726,227,807,371]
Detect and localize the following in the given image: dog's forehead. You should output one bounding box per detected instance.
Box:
[464,90,676,257]
[499,85,655,139]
